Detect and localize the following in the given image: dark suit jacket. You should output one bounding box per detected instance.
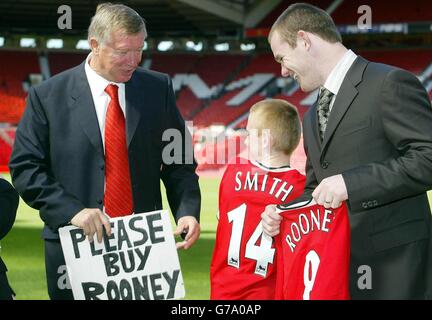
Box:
[9,62,201,239]
[302,56,432,298]
[0,178,19,273]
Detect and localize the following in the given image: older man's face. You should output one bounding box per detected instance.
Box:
[91,29,145,83]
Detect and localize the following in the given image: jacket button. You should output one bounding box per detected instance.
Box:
[321,161,329,169]
[97,199,103,205]
[100,165,104,171]
[367,201,373,208]
[362,202,368,209]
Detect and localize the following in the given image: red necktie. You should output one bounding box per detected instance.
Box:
[104,84,133,217]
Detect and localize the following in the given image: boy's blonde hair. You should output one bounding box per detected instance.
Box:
[249,99,301,155]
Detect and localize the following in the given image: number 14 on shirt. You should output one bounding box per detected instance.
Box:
[227,203,275,277]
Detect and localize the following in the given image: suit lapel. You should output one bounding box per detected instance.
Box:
[70,62,104,159]
[125,74,143,147]
[304,104,322,159]
[321,56,368,155]
[310,102,321,146]
[310,91,322,147]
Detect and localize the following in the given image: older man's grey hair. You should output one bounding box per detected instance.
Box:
[88,3,147,45]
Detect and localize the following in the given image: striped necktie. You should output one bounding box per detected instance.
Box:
[317,87,334,141]
[104,84,133,217]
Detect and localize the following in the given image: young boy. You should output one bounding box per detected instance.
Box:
[210,99,305,299]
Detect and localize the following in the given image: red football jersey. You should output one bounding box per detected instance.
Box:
[275,199,351,300]
[210,158,306,300]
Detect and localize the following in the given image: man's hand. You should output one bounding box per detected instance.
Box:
[261,204,281,237]
[174,216,200,250]
[312,174,348,209]
[70,208,111,243]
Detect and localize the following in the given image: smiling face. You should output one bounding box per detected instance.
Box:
[269,30,320,92]
[90,29,145,83]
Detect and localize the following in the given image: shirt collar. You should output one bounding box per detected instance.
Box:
[84,53,124,97]
[322,49,357,95]
[251,160,295,172]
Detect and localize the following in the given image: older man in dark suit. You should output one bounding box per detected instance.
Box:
[261,3,432,299]
[9,3,201,300]
[0,178,19,300]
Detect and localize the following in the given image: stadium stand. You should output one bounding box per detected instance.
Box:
[0,126,15,172]
[331,0,432,24]
[0,47,431,171]
[256,0,334,28]
[1,0,432,173]
[257,0,431,28]
[0,50,40,125]
[48,52,88,75]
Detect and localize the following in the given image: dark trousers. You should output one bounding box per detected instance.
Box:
[349,238,429,299]
[44,239,74,300]
[0,272,14,300]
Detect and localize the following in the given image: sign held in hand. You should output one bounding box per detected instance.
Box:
[59,210,185,300]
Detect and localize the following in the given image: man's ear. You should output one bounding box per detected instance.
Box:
[297,30,311,50]
[261,129,273,157]
[269,132,276,151]
[89,38,100,55]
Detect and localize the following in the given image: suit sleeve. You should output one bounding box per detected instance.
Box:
[302,115,319,199]
[160,76,201,223]
[8,87,85,231]
[0,178,19,240]
[342,69,432,212]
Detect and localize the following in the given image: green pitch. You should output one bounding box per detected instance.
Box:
[1,172,432,300]
[0,174,221,300]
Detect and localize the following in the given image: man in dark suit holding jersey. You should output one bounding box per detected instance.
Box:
[9,3,201,299]
[261,3,432,299]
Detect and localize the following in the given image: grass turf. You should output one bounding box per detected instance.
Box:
[1,173,221,300]
[1,172,432,300]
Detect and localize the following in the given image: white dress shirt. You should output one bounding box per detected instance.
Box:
[322,49,358,112]
[84,53,127,149]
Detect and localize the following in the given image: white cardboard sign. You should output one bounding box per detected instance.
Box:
[59,210,185,300]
